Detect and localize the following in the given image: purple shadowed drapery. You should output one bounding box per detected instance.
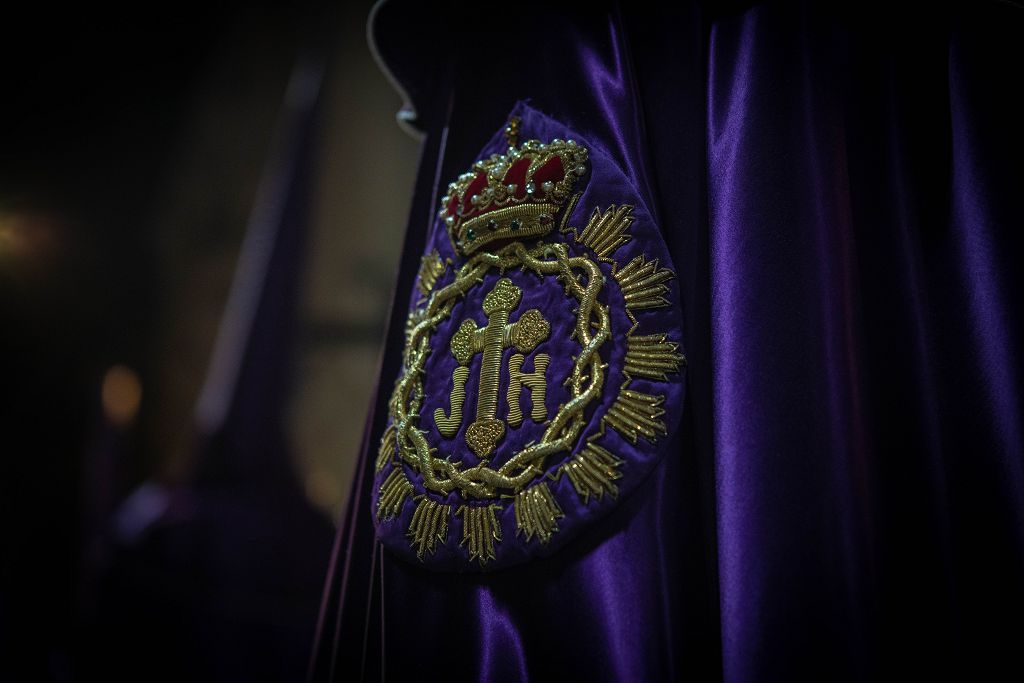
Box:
[84,58,336,682]
[311,2,1024,681]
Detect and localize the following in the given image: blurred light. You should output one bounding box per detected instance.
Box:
[305,467,341,513]
[0,211,64,270]
[102,364,142,426]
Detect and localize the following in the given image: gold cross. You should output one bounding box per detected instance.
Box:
[435,278,550,458]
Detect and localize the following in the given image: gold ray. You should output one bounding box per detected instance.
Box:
[375,424,397,473]
[416,250,448,297]
[624,333,685,380]
[405,306,429,339]
[376,467,413,521]
[614,255,673,310]
[408,497,451,559]
[604,386,667,443]
[456,505,502,565]
[402,308,430,371]
[576,205,634,259]
[514,482,564,544]
[387,378,402,422]
[560,443,624,504]
[558,193,582,233]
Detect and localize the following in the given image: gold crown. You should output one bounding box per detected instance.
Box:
[439,136,589,256]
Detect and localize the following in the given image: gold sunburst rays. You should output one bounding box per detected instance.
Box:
[566,204,675,319]
[624,333,685,380]
[376,424,397,473]
[403,307,431,371]
[558,193,582,233]
[514,482,565,544]
[559,442,624,504]
[408,497,451,559]
[614,254,673,313]
[576,205,635,259]
[405,306,430,340]
[603,385,667,443]
[417,250,449,298]
[457,504,502,565]
[377,467,413,521]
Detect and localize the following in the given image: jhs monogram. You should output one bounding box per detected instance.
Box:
[433,278,550,458]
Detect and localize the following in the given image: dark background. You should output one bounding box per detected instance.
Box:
[0,3,417,680]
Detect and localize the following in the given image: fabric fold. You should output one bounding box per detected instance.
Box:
[311,3,1024,680]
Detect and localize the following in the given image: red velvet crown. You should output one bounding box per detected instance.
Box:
[439,137,589,256]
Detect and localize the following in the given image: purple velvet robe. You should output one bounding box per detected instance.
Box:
[311,2,1024,680]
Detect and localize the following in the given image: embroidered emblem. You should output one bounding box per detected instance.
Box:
[373,105,686,570]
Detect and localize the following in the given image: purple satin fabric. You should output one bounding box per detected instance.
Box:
[311,3,1024,681]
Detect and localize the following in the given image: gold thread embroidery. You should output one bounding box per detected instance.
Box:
[377,467,413,521]
[507,353,550,427]
[558,192,582,234]
[614,254,673,311]
[465,420,504,460]
[408,497,450,559]
[508,309,550,351]
[382,132,687,563]
[440,139,589,256]
[448,278,552,457]
[387,379,401,422]
[604,386,667,443]
[392,241,610,503]
[576,205,634,259]
[417,250,448,298]
[405,307,429,339]
[404,308,430,369]
[433,366,470,437]
[514,482,564,544]
[457,505,502,565]
[376,424,396,473]
[624,333,685,380]
[559,442,624,504]
[458,203,560,251]
[449,318,479,365]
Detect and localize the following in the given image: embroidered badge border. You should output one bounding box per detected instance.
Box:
[373,111,685,568]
